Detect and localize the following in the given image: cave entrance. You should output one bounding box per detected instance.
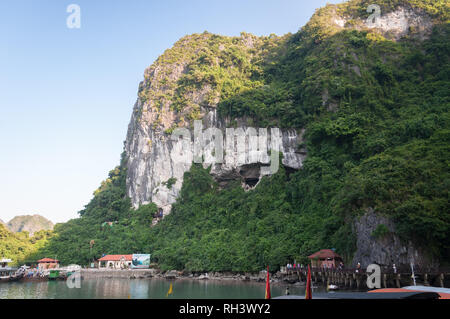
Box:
[244,178,259,188]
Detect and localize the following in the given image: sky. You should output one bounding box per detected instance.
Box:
[0,0,344,224]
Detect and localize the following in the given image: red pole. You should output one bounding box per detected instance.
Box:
[265,265,271,299]
[305,264,312,299]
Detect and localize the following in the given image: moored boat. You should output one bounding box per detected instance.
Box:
[368,286,450,299]
[48,270,61,280]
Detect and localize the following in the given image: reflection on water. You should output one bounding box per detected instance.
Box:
[0,278,328,299]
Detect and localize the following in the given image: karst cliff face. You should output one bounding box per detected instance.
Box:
[124,37,306,214]
[124,4,434,217]
[121,1,447,267]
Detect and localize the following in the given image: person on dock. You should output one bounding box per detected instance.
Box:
[285,287,290,295]
[393,264,397,274]
[356,262,361,273]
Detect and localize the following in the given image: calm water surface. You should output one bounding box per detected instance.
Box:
[0,278,328,299]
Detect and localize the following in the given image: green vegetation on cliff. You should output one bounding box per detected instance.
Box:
[147,163,355,271]
[0,223,51,265]
[31,154,157,265]
[28,0,449,269]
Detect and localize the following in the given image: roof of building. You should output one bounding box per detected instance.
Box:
[98,254,133,261]
[37,258,59,263]
[308,249,342,260]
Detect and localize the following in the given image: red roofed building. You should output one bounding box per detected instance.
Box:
[98,255,133,269]
[37,258,60,269]
[308,249,343,268]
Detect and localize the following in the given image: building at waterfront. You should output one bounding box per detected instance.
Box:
[37,258,60,269]
[308,249,343,268]
[98,255,133,269]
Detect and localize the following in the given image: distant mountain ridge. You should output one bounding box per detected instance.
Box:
[6,215,53,236]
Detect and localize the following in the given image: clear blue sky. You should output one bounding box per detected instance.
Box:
[0,0,344,224]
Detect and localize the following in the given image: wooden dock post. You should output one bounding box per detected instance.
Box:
[396,274,401,288]
[424,273,429,286]
[356,274,361,289]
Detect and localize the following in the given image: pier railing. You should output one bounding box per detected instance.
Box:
[279,267,450,289]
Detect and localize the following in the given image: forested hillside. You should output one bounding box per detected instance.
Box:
[0,223,51,265]
[29,0,449,270]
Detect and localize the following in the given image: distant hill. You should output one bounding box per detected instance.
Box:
[0,223,52,265]
[7,215,53,236]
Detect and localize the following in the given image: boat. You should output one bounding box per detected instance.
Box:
[48,270,61,280]
[274,291,441,299]
[20,276,48,282]
[368,286,450,299]
[327,284,339,291]
[0,258,18,282]
[274,285,449,299]
[9,274,23,282]
[0,275,11,282]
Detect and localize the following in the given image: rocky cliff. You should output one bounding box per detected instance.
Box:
[120,1,449,268]
[124,2,441,217]
[352,208,439,268]
[124,33,306,215]
[36,0,448,269]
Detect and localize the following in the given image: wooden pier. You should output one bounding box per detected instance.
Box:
[279,267,450,289]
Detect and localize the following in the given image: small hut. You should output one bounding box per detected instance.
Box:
[308,249,343,268]
[98,255,132,269]
[37,258,60,269]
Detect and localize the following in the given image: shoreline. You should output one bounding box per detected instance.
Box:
[80,269,303,286]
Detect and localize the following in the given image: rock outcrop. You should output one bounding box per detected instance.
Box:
[330,5,434,41]
[352,208,437,268]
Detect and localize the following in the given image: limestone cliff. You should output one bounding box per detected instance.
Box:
[124,33,306,215]
[119,0,448,268]
[124,3,439,217]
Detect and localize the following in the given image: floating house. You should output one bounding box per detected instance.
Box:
[37,258,60,270]
[308,249,343,268]
[0,258,15,279]
[0,258,12,269]
[98,255,133,269]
